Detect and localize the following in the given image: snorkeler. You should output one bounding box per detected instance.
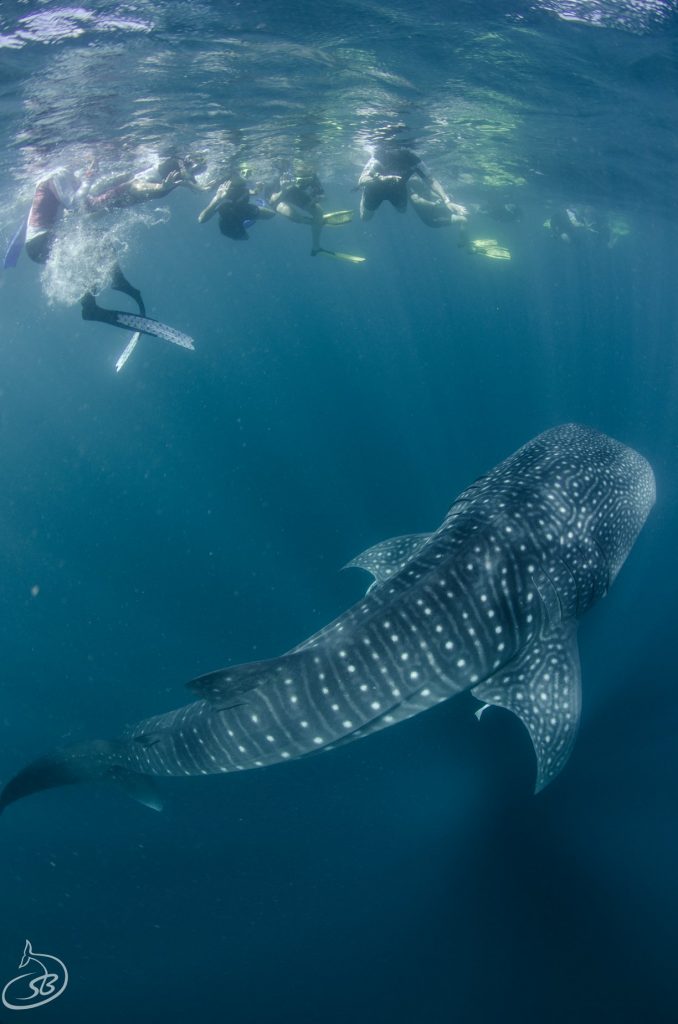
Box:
[269,161,362,262]
[198,164,275,240]
[547,206,587,244]
[358,144,453,222]
[21,167,85,264]
[547,206,606,244]
[84,154,205,213]
[5,162,194,369]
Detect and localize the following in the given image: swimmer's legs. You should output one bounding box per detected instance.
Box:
[359,192,374,221]
[80,291,120,327]
[110,262,146,316]
[310,204,324,254]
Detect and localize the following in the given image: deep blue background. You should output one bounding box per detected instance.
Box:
[0,189,676,1022]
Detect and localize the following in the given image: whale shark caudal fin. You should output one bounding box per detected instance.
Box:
[472,627,582,793]
[0,739,163,816]
[345,533,433,590]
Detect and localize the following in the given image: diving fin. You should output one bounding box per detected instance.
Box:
[322,210,354,225]
[81,293,195,350]
[109,263,146,315]
[469,238,511,260]
[115,332,141,372]
[484,245,511,260]
[4,217,28,269]
[311,247,366,264]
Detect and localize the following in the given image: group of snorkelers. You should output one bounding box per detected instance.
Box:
[3,143,624,370]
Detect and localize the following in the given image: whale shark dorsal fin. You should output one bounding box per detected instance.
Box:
[472,628,582,793]
[345,533,432,590]
[188,657,291,706]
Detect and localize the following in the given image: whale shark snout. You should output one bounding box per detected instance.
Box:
[592,443,656,584]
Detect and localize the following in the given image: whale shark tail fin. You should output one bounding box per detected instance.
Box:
[0,739,163,816]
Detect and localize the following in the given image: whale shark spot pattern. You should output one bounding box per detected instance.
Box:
[0,424,655,814]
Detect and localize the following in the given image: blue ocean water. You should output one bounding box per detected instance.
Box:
[0,2,677,1021]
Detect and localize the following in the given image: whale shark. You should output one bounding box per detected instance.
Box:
[0,424,655,815]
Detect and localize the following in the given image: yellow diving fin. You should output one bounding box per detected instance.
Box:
[322,210,354,225]
[312,247,366,263]
[469,238,511,260]
[484,245,511,260]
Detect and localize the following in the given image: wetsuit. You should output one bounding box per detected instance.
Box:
[199,177,273,240]
[359,147,424,216]
[275,171,324,215]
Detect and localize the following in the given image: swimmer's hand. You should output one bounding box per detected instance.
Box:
[446,201,468,221]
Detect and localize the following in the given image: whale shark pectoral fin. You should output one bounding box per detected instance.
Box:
[110,768,164,812]
[471,628,582,794]
[345,533,433,588]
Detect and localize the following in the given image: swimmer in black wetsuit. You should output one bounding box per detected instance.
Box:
[270,161,326,253]
[357,144,463,227]
[198,164,275,240]
[269,161,355,258]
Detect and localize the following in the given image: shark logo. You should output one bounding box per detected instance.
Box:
[2,941,68,1011]
[0,424,655,814]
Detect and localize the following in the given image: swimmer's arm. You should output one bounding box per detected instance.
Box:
[428,175,469,220]
[198,197,220,222]
[358,159,383,186]
[198,182,231,222]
